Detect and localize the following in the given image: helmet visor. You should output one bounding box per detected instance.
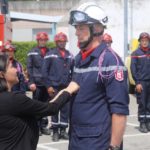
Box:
[69,10,99,25]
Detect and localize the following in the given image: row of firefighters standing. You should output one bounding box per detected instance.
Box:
[27,32,74,141]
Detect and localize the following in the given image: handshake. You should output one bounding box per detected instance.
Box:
[49,81,80,103]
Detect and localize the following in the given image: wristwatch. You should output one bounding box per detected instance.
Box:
[109,145,120,150]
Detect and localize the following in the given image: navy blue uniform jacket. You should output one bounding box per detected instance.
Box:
[27,47,50,86]
[42,47,74,88]
[69,42,129,150]
[131,47,150,84]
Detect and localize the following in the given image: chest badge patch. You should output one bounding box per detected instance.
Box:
[115,69,124,81]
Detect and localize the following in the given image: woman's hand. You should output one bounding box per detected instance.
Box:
[50,89,66,103]
[29,83,36,92]
[65,81,80,94]
[50,81,80,103]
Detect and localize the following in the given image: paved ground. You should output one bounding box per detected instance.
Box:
[37,95,150,150]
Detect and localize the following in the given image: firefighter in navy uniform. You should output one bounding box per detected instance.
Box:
[131,32,150,133]
[2,41,26,93]
[42,32,74,141]
[27,32,51,136]
[68,2,129,150]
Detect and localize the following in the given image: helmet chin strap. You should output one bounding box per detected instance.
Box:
[79,38,92,49]
[79,26,93,49]
[93,30,104,37]
[79,25,104,50]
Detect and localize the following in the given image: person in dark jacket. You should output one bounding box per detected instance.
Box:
[0,54,79,150]
[42,32,74,141]
[131,32,150,133]
[2,41,26,93]
[68,2,129,150]
[27,32,51,135]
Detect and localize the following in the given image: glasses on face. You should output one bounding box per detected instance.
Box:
[69,10,98,25]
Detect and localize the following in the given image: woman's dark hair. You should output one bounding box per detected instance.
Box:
[0,54,8,92]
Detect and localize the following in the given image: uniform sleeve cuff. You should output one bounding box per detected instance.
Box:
[110,105,129,115]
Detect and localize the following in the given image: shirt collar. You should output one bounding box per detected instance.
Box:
[90,42,107,58]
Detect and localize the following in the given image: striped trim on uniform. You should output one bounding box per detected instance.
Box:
[67,55,73,59]
[44,54,73,59]
[101,66,127,72]
[74,66,99,73]
[60,122,68,125]
[27,52,39,56]
[131,54,150,58]
[139,115,145,118]
[139,115,150,118]
[44,54,58,59]
[51,122,68,125]
[51,122,60,125]
[74,66,127,74]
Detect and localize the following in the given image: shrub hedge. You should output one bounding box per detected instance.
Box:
[13,41,56,68]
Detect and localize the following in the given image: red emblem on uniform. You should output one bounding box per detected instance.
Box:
[115,69,124,81]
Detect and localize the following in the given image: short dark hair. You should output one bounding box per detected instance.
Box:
[0,54,8,92]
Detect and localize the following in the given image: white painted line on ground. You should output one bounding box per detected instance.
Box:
[127,122,139,127]
[38,141,68,146]
[37,141,68,150]
[124,133,150,138]
[37,144,58,150]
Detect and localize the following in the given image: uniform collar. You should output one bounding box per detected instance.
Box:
[140,46,150,52]
[55,47,69,58]
[90,42,107,58]
[80,47,96,60]
[77,42,107,67]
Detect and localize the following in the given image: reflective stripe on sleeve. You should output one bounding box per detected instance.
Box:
[44,54,58,59]
[74,66,127,74]
[27,52,38,56]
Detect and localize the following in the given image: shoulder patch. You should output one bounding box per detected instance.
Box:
[115,69,124,81]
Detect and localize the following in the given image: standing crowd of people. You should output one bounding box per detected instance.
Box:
[0,1,149,150]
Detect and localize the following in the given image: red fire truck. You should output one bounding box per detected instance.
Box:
[0,0,12,50]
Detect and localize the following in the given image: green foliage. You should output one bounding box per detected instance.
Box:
[13,41,55,68]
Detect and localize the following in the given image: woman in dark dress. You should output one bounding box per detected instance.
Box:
[0,54,79,150]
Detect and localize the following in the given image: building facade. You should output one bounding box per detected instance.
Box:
[9,0,150,58]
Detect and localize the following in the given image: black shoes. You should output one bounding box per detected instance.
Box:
[139,123,148,133]
[52,128,69,142]
[41,128,51,135]
[60,128,69,140]
[146,122,150,131]
[52,131,59,142]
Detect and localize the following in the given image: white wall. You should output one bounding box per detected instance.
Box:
[9,0,150,59]
[13,29,32,41]
[66,0,150,59]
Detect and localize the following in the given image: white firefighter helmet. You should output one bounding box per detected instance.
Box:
[69,2,108,26]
